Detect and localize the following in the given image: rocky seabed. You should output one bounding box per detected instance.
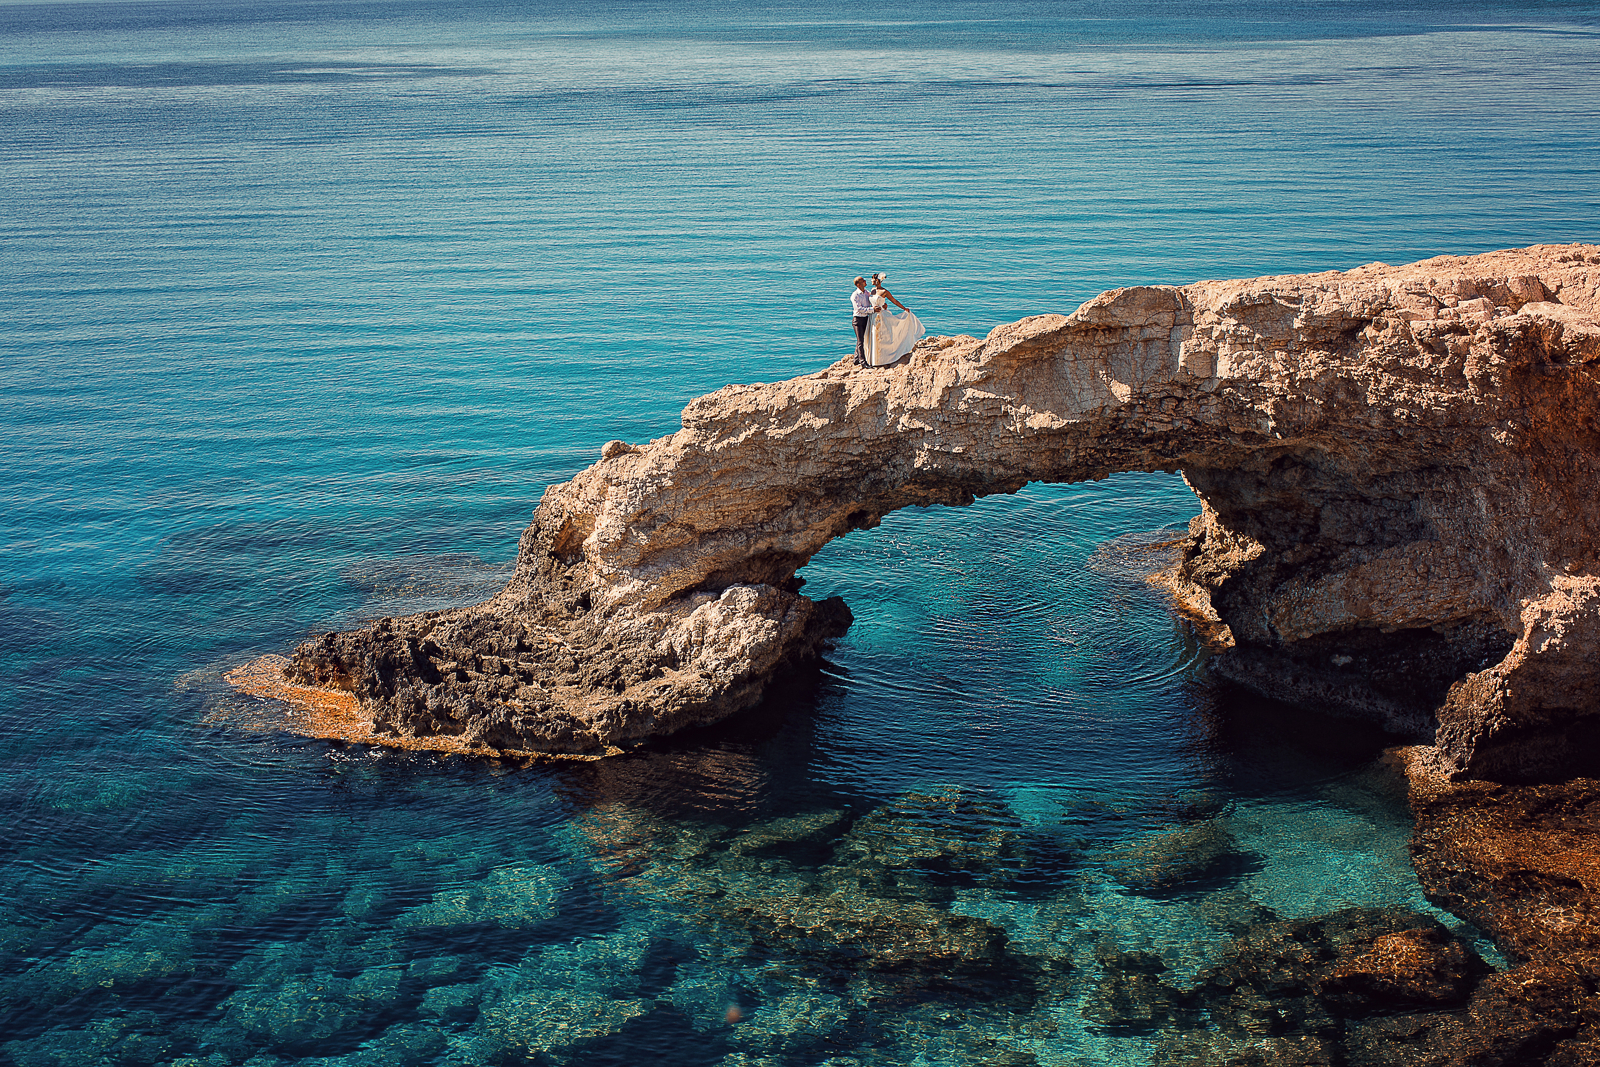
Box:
[223,244,1600,1065]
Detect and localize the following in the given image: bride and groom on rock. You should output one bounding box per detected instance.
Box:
[852,272,925,367]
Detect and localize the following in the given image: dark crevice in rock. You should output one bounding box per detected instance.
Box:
[1213,618,1519,739]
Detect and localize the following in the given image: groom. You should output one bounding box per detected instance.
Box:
[851,275,872,367]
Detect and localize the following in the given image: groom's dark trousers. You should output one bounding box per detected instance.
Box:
[853,314,870,365]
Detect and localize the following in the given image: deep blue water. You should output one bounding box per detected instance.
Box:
[2,0,1597,1062]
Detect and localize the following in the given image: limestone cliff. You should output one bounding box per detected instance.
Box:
[284,244,1600,778]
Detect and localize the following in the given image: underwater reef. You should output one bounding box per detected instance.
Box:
[6,774,1570,1066]
[243,243,1600,1063]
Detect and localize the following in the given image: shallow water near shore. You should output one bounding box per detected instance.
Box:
[1,0,1592,1062]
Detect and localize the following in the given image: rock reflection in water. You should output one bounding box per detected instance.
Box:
[562,746,774,822]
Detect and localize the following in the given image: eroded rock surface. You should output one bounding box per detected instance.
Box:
[1409,766,1600,966]
[283,244,1600,774]
[1390,752,1600,1066]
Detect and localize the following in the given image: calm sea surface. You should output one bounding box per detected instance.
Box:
[2,0,1598,1062]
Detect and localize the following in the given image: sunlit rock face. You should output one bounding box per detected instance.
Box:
[287,244,1600,777]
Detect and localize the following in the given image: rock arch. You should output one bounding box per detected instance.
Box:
[284,245,1600,780]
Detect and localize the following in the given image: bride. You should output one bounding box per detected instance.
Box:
[865,272,925,367]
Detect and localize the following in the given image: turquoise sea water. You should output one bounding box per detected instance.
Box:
[3,0,1598,1062]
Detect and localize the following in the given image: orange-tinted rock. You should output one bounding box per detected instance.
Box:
[1406,759,1600,964]
[1136,906,1490,1065]
[1188,908,1482,1038]
[1342,1013,1470,1067]
[1153,1030,1339,1066]
[1318,926,1479,1012]
[1461,963,1594,1066]
[1403,753,1600,1065]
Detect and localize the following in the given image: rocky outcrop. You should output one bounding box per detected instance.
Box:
[1403,753,1600,1065]
[1409,766,1600,967]
[282,243,1600,777]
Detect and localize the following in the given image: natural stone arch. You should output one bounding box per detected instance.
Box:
[282,245,1600,780]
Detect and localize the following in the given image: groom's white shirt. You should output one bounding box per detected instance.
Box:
[851,287,873,316]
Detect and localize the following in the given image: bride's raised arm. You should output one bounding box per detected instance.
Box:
[876,287,909,313]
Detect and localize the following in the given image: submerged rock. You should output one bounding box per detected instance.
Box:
[458,990,653,1059]
[1317,925,1480,1014]
[730,988,851,1056]
[1198,890,1281,935]
[727,809,851,859]
[13,920,197,1004]
[447,929,657,1061]
[1104,818,1253,892]
[1408,768,1600,965]
[827,787,1029,898]
[392,863,563,933]
[1122,904,1492,1066]
[662,961,744,1033]
[1189,908,1483,1037]
[1151,1031,1339,1067]
[217,966,403,1052]
[725,889,1010,973]
[306,1021,448,1067]
[1338,961,1600,1067]
[1,1013,173,1067]
[263,244,1600,783]
[1341,1013,1471,1067]
[1083,948,1197,1033]
[866,999,1047,1066]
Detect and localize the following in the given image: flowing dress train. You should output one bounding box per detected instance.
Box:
[866,302,925,367]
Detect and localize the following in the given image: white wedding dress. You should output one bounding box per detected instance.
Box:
[866,295,925,367]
